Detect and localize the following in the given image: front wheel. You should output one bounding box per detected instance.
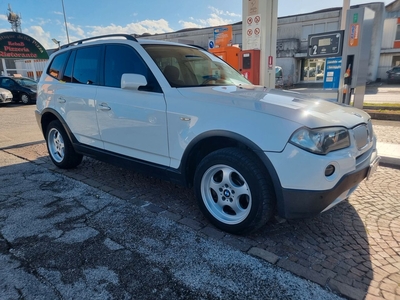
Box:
[45,120,83,169]
[194,148,275,234]
[20,93,31,105]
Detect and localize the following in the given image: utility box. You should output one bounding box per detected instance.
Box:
[210,46,241,71]
[239,50,260,85]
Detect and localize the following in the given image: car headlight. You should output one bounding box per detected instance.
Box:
[289,127,350,155]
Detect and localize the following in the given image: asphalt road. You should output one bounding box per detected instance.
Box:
[0,104,343,299]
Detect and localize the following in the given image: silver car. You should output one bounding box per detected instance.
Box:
[0,87,13,104]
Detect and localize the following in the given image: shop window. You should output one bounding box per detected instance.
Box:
[392,56,400,66]
[396,24,400,41]
[327,22,339,32]
[302,25,313,41]
[302,58,325,82]
[314,23,325,34]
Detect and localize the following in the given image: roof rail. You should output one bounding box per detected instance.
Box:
[61,34,138,49]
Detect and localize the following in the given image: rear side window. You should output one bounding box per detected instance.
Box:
[72,46,101,85]
[62,50,76,82]
[47,51,70,79]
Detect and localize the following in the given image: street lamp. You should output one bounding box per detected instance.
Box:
[52,38,60,49]
[61,0,70,43]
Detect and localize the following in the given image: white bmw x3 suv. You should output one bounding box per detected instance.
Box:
[36,34,380,234]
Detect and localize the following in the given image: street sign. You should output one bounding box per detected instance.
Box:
[307,30,344,58]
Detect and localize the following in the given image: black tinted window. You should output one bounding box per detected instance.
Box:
[0,78,15,88]
[72,46,101,85]
[62,51,76,82]
[104,45,147,88]
[48,51,69,79]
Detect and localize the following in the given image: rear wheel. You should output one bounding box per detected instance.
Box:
[194,148,275,234]
[45,120,83,169]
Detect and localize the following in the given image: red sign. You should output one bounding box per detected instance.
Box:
[247,29,253,36]
[247,17,253,25]
[254,28,260,35]
[268,55,273,69]
[254,16,260,24]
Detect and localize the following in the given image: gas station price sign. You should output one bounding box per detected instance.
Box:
[307,30,344,58]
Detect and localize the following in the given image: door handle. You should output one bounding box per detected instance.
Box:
[57,97,66,103]
[98,103,111,111]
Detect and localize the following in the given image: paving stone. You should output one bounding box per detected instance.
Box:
[248,247,279,264]
[328,278,367,300]
[7,140,400,300]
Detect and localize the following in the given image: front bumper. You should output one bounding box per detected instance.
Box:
[280,153,379,219]
[0,97,12,103]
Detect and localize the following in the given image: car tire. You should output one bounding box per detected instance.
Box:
[20,93,31,105]
[45,120,83,169]
[194,147,275,234]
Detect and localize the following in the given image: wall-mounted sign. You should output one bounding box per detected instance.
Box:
[0,31,49,59]
[214,26,233,48]
[308,30,344,58]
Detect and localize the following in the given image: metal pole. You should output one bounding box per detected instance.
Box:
[61,0,70,43]
[341,0,350,30]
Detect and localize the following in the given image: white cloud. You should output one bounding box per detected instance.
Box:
[87,19,173,36]
[0,15,8,21]
[178,21,202,29]
[24,25,52,49]
[179,6,241,29]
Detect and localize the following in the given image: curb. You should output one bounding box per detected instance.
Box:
[364,110,400,121]
[380,156,400,170]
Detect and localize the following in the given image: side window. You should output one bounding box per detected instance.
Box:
[62,50,76,83]
[72,46,101,85]
[104,44,160,92]
[0,78,12,88]
[47,51,70,79]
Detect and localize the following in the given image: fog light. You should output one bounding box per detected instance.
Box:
[325,164,335,177]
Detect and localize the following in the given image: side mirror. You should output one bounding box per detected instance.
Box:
[121,74,147,90]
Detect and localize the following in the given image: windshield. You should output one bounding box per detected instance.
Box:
[15,78,37,88]
[142,44,251,87]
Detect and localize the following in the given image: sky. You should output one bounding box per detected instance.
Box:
[0,0,395,49]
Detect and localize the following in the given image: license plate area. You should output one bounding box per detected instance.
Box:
[367,156,380,180]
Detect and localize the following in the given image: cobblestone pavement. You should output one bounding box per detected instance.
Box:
[3,140,399,300]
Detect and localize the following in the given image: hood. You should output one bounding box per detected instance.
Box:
[177,85,370,129]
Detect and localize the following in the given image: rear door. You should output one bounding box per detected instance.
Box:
[51,46,103,148]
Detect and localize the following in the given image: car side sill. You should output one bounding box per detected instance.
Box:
[73,143,187,186]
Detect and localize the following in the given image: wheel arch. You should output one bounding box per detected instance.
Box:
[40,108,77,144]
[181,130,284,211]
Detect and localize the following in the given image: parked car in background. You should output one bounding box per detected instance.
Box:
[386,66,400,83]
[0,87,13,104]
[0,75,37,104]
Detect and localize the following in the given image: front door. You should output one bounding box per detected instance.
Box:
[95,44,169,166]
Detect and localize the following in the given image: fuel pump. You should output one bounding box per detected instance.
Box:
[338,7,375,108]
